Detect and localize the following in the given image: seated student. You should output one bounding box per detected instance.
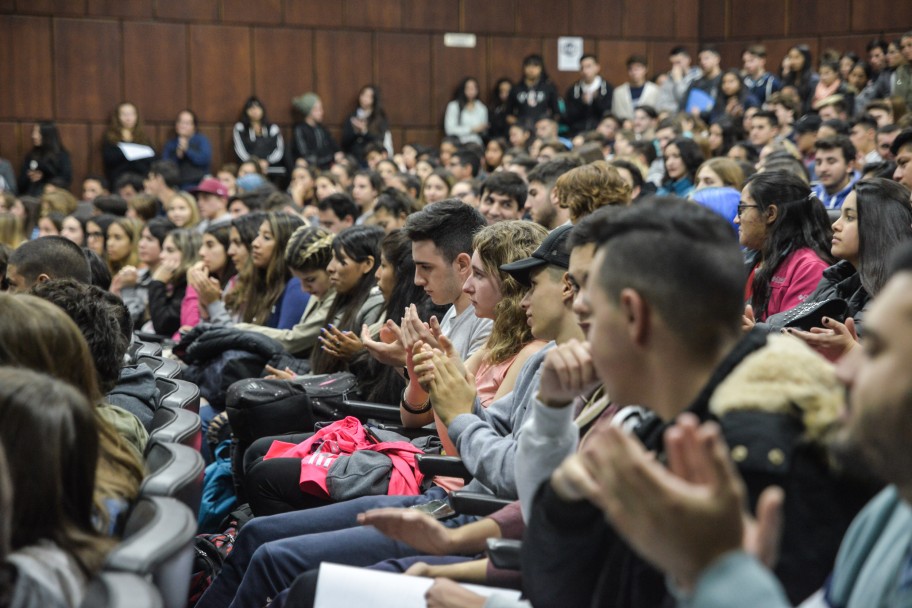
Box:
[739,171,835,321]
[0,294,144,533]
[478,171,527,224]
[244,221,549,515]
[195,224,581,608]
[146,228,201,339]
[232,212,308,329]
[418,168,456,208]
[524,157,583,230]
[30,279,154,438]
[369,188,415,234]
[104,216,142,278]
[745,178,912,352]
[165,190,200,230]
[0,369,113,608]
[205,211,267,325]
[553,160,633,223]
[185,223,237,329]
[5,235,91,292]
[316,193,359,234]
[110,216,176,327]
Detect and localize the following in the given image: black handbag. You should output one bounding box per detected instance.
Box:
[777,298,849,332]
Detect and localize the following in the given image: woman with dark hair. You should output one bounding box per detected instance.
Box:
[342,84,393,165]
[111,216,176,326]
[186,223,238,327]
[37,211,65,237]
[19,122,72,196]
[752,179,912,358]
[233,96,286,181]
[488,78,513,140]
[60,212,91,247]
[781,45,819,112]
[0,368,113,606]
[658,137,704,197]
[162,109,212,190]
[146,228,201,338]
[737,170,834,321]
[484,137,508,172]
[102,102,155,186]
[309,224,385,375]
[235,212,307,328]
[444,77,489,146]
[848,61,879,115]
[84,214,115,258]
[711,69,760,122]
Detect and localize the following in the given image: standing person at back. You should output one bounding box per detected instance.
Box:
[612,55,660,122]
[564,55,613,137]
[506,55,561,129]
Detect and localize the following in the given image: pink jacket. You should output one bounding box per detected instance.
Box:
[760,247,829,320]
[175,284,202,341]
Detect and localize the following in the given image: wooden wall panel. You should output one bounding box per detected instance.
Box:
[0,123,20,165]
[189,24,253,123]
[431,38,488,126]
[851,4,912,33]
[788,0,849,35]
[87,0,151,18]
[464,0,515,34]
[401,0,458,31]
[15,0,85,15]
[222,0,282,25]
[488,37,542,93]
[344,0,401,29]
[253,27,314,126]
[378,32,432,127]
[154,0,217,22]
[57,122,89,189]
[596,39,651,85]
[401,127,439,148]
[700,0,727,39]
[0,16,54,120]
[284,1,343,27]
[0,0,15,11]
[314,31,374,126]
[729,0,785,38]
[88,123,108,175]
[675,0,700,40]
[123,22,188,122]
[515,0,568,36]
[54,19,121,121]
[569,0,622,38]
[623,0,674,38]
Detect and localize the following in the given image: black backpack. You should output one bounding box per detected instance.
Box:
[187,504,255,605]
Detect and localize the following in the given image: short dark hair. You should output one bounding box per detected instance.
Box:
[82,248,111,290]
[866,39,888,54]
[594,199,745,355]
[83,174,109,191]
[317,193,360,222]
[452,150,481,177]
[815,135,856,163]
[506,154,537,173]
[354,169,383,193]
[375,188,416,218]
[481,171,528,208]
[113,172,144,195]
[752,110,779,127]
[92,194,128,217]
[527,156,584,188]
[29,279,128,393]
[627,55,648,68]
[150,160,180,188]
[404,199,486,263]
[851,114,878,132]
[569,206,624,249]
[609,159,646,192]
[9,237,91,286]
[635,105,658,120]
[669,46,689,57]
[820,119,850,136]
[580,53,598,63]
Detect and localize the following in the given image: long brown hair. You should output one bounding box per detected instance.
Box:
[239,213,304,324]
[0,294,143,527]
[105,101,152,146]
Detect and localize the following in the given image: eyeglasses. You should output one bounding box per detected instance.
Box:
[736,203,759,217]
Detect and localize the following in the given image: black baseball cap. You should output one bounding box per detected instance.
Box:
[500,224,572,287]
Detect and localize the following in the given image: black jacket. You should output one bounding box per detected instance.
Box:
[291,123,338,170]
[522,329,876,607]
[564,79,613,136]
[506,79,561,128]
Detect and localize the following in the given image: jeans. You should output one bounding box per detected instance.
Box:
[196,487,475,608]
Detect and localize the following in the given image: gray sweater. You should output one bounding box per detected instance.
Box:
[447,342,554,499]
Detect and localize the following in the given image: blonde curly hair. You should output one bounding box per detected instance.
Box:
[554,160,632,222]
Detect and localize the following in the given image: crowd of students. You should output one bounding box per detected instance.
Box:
[2,32,912,608]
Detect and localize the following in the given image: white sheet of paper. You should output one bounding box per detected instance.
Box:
[313,563,522,608]
[117,142,155,162]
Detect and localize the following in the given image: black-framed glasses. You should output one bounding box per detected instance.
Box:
[736,203,759,217]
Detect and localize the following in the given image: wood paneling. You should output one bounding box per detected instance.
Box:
[284,1,343,27]
[401,127,440,148]
[788,0,849,35]
[123,21,188,122]
[488,37,542,92]
[154,0,217,21]
[253,27,314,126]
[569,0,622,38]
[623,0,674,38]
[464,0,515,34]
[88,122,108,175]
[378,32,432,126]
[700,0,727,40]
[0,0,16,11]
[852,3,912,33]
[0,123,20,165]
[222,0,282,25]
[401,0,458,31]
[314,31,373,125]
[54,19,121,121]
[675,0,700,40]
[344,0,401,29]
[87,0,151,18]
[516,0,568,36]
[596,39,650,85]
[189,24,253,123]
[729,0,785,38]
[15,0,84,15]
[197,124,222,173]
[0,16,54,119]
[57,122,90,189]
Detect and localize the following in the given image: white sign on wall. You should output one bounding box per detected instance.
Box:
[558,37,584,71]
